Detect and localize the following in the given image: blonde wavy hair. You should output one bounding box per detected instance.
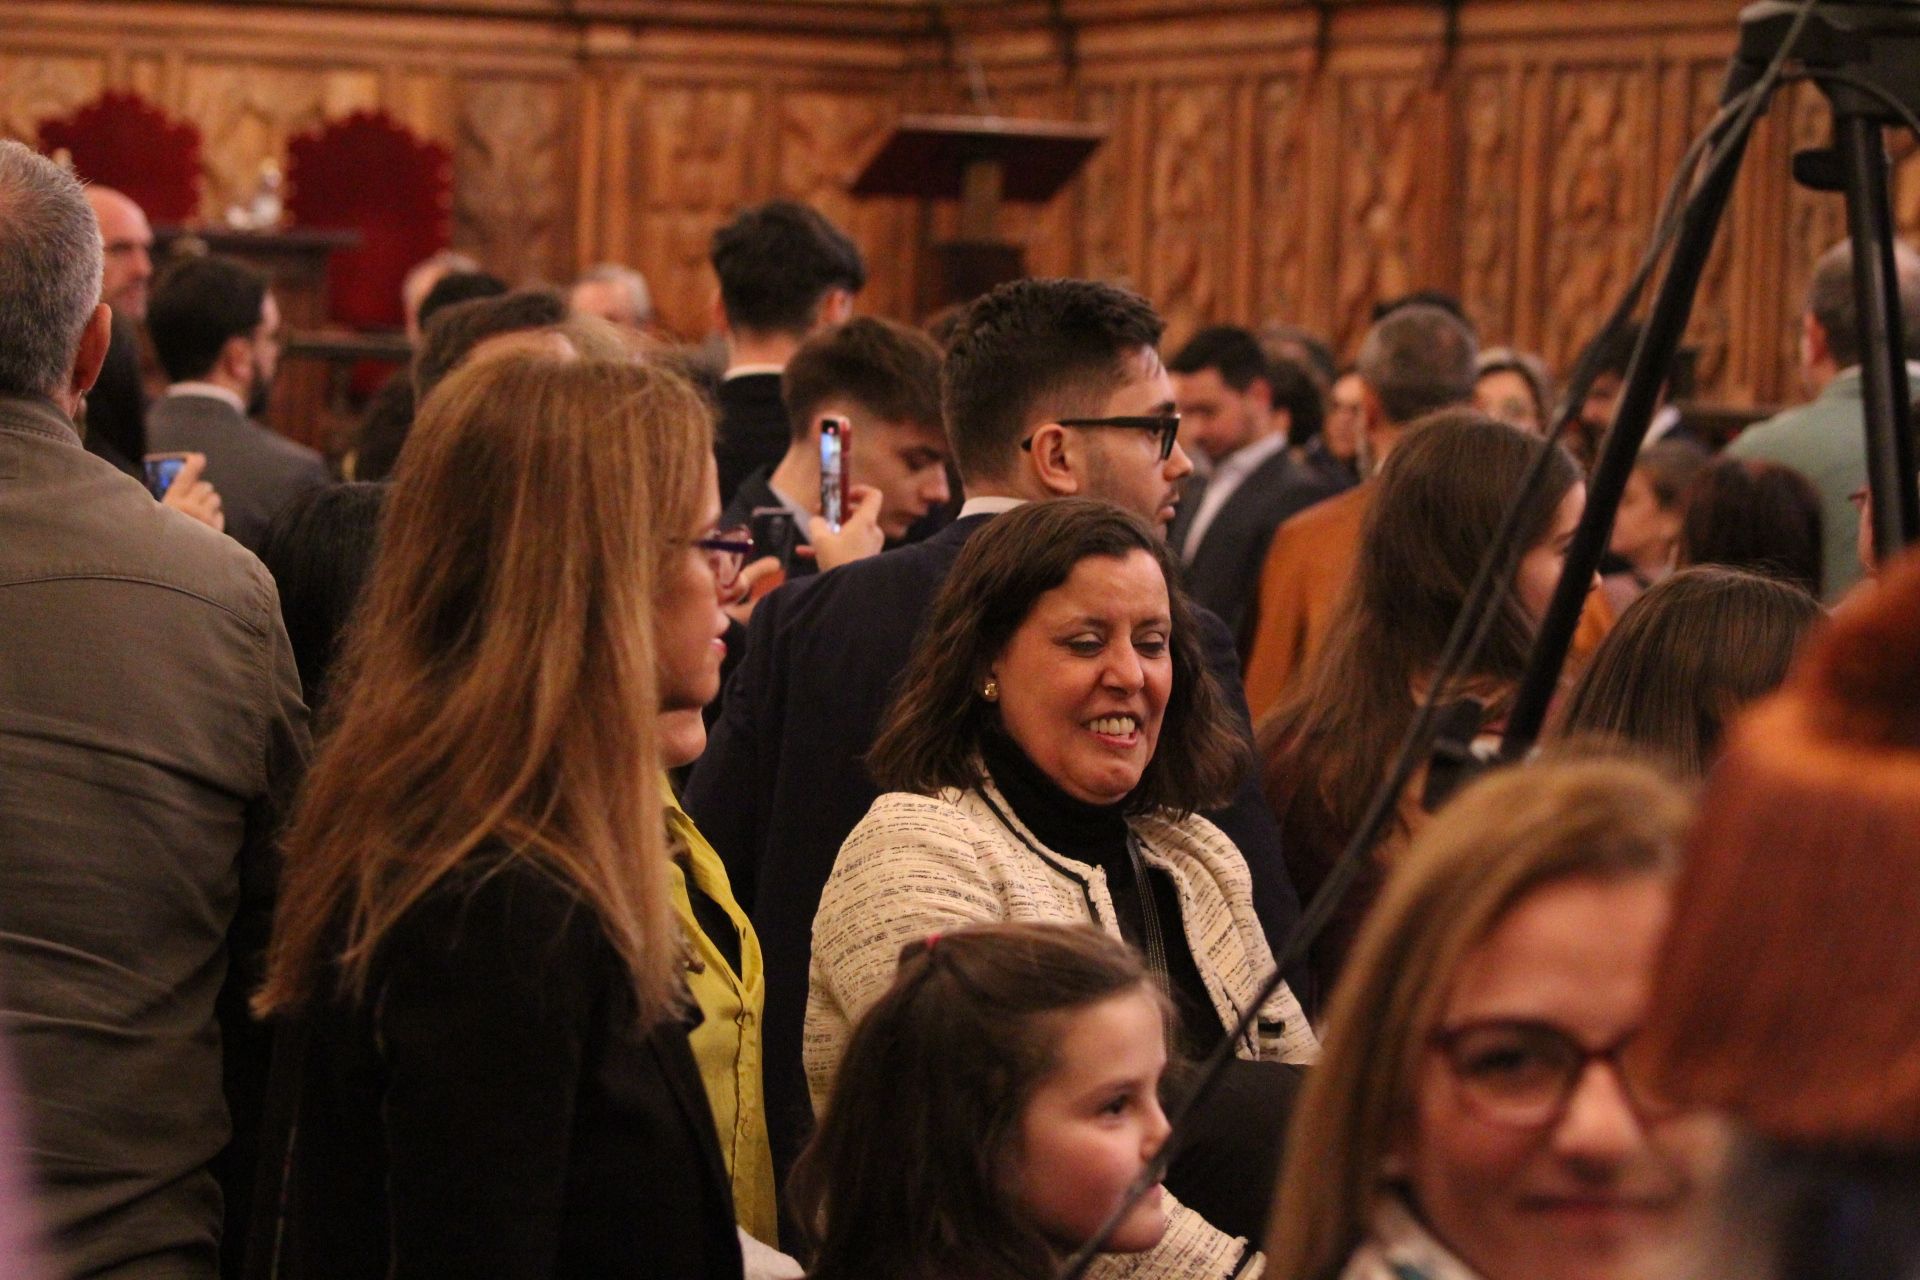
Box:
[256,344,713,1028]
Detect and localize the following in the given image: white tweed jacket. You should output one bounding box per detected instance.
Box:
[806,777,1318,1280]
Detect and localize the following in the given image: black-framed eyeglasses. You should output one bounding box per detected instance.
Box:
[1428,1019,1678,1130]
[692,528,754,590]
[1020,413,1182,463]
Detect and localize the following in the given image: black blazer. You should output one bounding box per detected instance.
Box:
[714,373,789,509]
[259,855,743,1280]
[1172,449,1351,657]
[682,511,1306,1212]
[81,313,148,478]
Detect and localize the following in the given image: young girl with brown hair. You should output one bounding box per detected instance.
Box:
[792,923,1202,1280]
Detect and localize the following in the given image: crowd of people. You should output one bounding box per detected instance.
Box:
[4,127,1920,1280]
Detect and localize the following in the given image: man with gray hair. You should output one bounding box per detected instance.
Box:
[569,261,654,330]
[0,140,308,1277]
[1727,237,1920,602]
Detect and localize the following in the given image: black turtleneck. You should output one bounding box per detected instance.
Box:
[979,728,1216,1060]
[978,728,1306,1243]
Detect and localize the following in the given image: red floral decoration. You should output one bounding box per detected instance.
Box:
[286,110,453,329]
[38,91,202,223]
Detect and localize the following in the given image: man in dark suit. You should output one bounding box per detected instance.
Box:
[1168,327,1351,658]
[709,201,866,506]
[684,280,1306,1218]
[146,255,328,555]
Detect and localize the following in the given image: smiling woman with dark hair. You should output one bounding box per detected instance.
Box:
[805,497,1315,1280]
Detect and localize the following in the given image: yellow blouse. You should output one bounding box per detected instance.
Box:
[666,794,777,1245]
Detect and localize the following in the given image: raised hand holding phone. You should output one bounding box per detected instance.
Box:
[145,451,226,533]
[806,484,884,571]
[818,415,852,531]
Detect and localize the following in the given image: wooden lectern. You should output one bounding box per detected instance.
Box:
[851,114,1106,312]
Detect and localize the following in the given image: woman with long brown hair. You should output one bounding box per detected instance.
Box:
[1555,565,1822,779]
[1260,410,1584,1002]
[251,347,742,1278]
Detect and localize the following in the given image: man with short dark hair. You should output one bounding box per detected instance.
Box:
[0,139,308,1279]
[147,254,327,553]
[1728,237,1920,602]
[708,200,867,503]
[686,280,1302,1241]
[1167,325,1350,654]
[722,316,950,574]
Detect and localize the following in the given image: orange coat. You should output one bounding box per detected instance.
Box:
[1240,482,1616,725]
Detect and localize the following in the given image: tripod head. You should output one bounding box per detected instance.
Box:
[1739,1,1920,122]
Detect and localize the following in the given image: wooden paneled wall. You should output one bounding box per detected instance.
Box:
[8,0,1920,408]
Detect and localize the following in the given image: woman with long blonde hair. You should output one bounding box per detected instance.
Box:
[1265,757,1730,1280]
[252,346,742,1278]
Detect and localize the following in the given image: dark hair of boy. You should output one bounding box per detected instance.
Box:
[412,289,569,404]
[1267,354,1327,445]
[147,254,268,382]
[709,200,867,336]
[416,270,508,334]
[940,278,1164,485]
[781,317,942,440]
[1168,325,1269,390]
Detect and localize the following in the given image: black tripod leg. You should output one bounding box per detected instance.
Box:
[1500,116,1757,759]
[1836,113,1920,559]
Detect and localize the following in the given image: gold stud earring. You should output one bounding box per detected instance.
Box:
[981,678,999,702]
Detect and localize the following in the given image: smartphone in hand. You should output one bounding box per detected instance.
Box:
[818,415,851,531]
[749,507,799,572]
[143,452,190,501]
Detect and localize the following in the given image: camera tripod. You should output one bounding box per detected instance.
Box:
[1501,0,1920,757]
[1058,4,1920,1273]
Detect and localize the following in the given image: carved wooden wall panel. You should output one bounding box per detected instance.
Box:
[177,61,369,220]
[0,50,106,141]
[1457,67,1521,347]
[12,0,1920,408]
[1536,65,1657,386]
[1679,57,1742,404]
[618,81,764,335]
[1249,74,1314,333]
[453,76,575,285]
[1329,74,1434,357]
[776,87,919,321]
[1142,79,1235,342]
[1077,84,1140,289]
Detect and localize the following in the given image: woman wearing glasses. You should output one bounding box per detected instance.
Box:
[253,348,746,1278]
[1264,755,1730,1280]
